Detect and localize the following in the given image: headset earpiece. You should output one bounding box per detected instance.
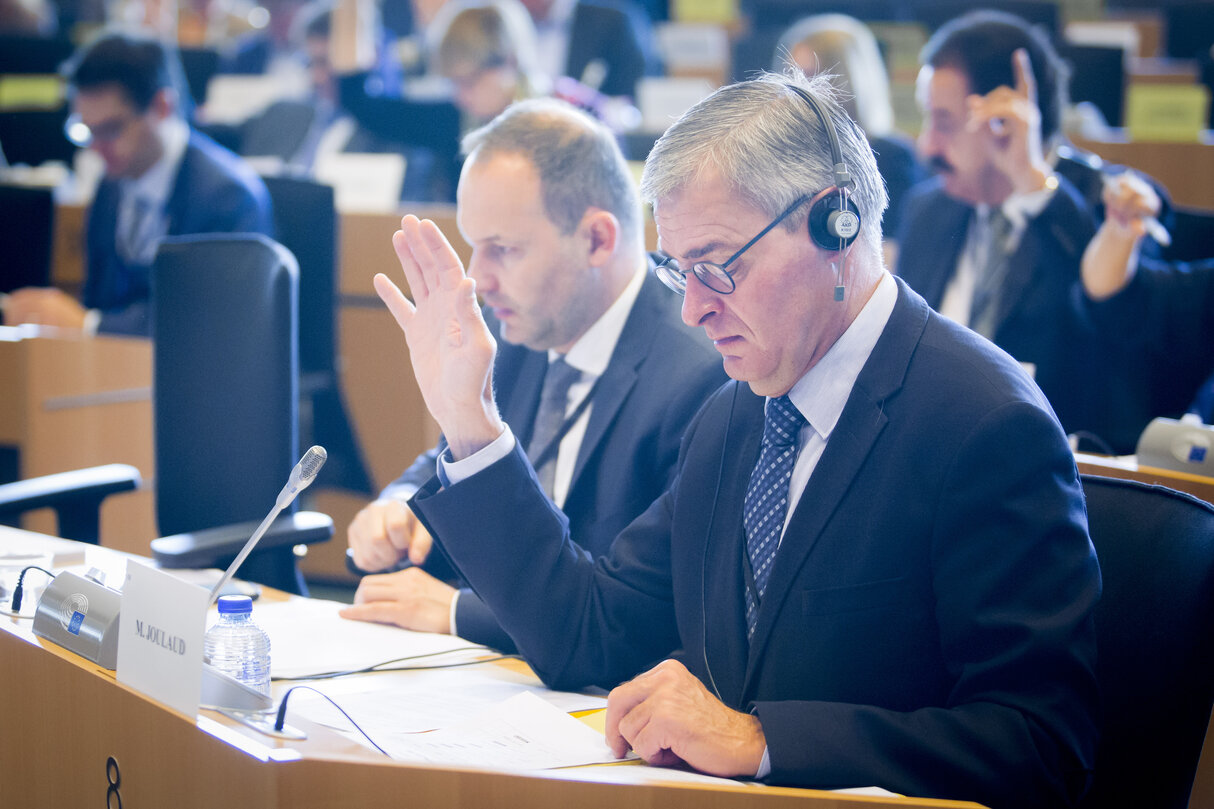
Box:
[784,84,863,253]
[808,190,861,250]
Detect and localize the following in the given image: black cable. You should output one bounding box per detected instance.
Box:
[274,685,393,756]
[271,647,522,682]
[10,565,55,613]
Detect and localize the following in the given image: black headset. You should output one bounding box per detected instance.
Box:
[785,84,861,251]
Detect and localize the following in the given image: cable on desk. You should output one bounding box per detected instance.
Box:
[8,565,55,614]
[271,647,522,682]
[274,685,393,756]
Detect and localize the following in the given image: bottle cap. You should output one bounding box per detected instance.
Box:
[216,594,254,615]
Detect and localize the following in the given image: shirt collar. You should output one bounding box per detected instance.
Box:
[552,265,646,376]
[786,271,897,440]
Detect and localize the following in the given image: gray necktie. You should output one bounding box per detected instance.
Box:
[119,193,154,264]
[969,208,1015,339]
[742,395,806,638]
[528,357,581,497]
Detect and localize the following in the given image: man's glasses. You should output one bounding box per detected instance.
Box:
[63,112,138,148]
[654,194,811,296]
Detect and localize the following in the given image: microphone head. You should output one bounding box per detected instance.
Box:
[276,446,327,508]
[298,445,327,487]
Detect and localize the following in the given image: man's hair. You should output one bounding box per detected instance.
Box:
[920,10,1070,143]
[640,71,887,249]
[461,98,642,247]
[63,29,178,111]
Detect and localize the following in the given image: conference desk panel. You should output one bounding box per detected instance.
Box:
[0,588,984,809]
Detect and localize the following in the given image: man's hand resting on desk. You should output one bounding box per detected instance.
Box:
[339,567,455,634]
[347,498,433,571]
[605,659,767,777]
[4,287,87,329]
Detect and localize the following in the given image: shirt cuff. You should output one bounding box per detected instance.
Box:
[436,426,516,487]
[82,308,101,336]
[448,588,461,636]
[755,745,771,779]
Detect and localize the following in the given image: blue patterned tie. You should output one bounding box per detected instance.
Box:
[743,395,806,637]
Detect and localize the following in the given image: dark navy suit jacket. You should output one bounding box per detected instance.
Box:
[85,129,273,336]
[412,277,1101,808]
[386,271,727,651]
[892,176,1163,451]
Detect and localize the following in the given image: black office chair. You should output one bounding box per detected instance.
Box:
[1078,474,1214,809]
[0,235,333,594]
[261,174,372,495]
[1161,205,1214,265]
[0,182,54,294]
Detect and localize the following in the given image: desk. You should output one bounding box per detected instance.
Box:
[1075,452,1214,506]
[0,328,156,552]
[0,534,984,809]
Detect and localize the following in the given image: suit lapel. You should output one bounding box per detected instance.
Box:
[743,280,928,693]
[500,345,547,450]
[702,383,764,708]
[568,275,663,486]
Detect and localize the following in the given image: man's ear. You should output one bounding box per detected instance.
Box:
[582,208,620,266]
[149,86,178,121]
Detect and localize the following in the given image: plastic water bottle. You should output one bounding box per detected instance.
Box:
[204,595,271,696]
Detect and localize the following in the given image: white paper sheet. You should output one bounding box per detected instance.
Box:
[253,598,487,677]
[373,691,627,770]
[287,666,606,735]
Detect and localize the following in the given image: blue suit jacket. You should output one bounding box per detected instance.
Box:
[893,177,1161,450]
[386,272,727,650]
[412,277,1101,808]
[85,129,274,336]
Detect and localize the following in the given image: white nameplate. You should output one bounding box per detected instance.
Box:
[117,561,208,718]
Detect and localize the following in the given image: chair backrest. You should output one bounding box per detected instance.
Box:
[1161,205,1214,265]
[151,234,299,539]
[0,183,54,294]
[1079,474,1214,809]
[259,174,337,379]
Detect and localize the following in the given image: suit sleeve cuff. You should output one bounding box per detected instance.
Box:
[437,426,516,487]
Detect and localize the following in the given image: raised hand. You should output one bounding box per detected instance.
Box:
[375,215,505,460]
[967,48,1052,195]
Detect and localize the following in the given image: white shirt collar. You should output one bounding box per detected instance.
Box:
[785,271,898,439]
[552,266,646,376]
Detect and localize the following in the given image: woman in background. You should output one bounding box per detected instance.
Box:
[775,13,924,266]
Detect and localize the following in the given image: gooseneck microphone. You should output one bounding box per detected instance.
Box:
[207,446,327,605]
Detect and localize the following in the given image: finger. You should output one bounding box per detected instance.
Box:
[383,501,413,554]
[374,272,415,332]
[347,512,392,572]
[338,601,408,627]
[393,215,429,300]
[416,218,469,291]
[453,276,488,343]
[352,570,412,603]
[605,677,655,758]
[1013,48,1036,106]
[408,518,433,565]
